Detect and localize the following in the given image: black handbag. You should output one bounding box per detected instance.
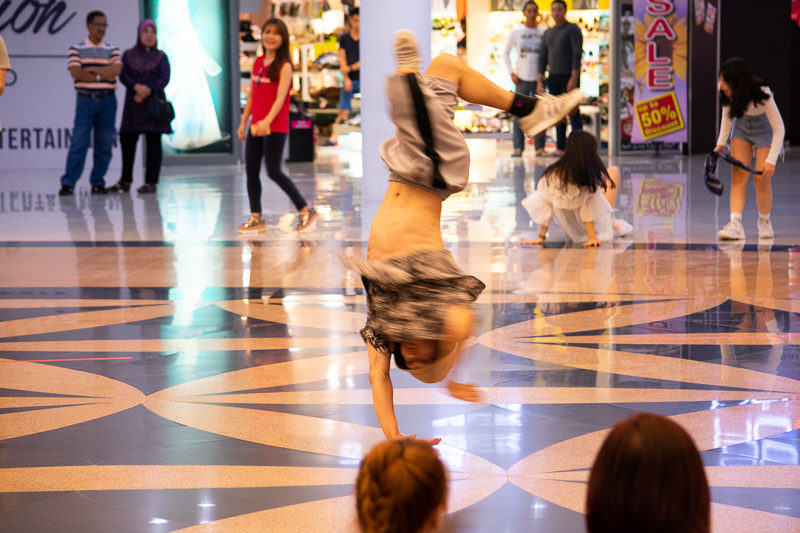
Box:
[144,95,175,123]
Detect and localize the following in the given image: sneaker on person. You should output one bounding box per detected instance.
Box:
[238,214,265,233]
[519,90,585,138]
[320,139,337,147]
[394,30,420,71]
[757,217,774,239]
[612,217,633,237]
[297,206,318,232]
[718,219,745,240]
[59,185,74,196]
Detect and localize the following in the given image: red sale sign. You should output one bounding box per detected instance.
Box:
[635,92,685,140]
[632,0,688,143]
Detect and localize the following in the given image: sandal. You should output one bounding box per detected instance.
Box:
[137,184,157,193]
[107,181,131,193]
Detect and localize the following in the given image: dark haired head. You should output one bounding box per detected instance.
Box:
[719,57,769,120]
[261,18,291,81]
[87,10,105,24]
[543,130,611,194]
[551,0,567,10]
[586,413,710,533]
[523,1,539,12]
[350,7,359,17]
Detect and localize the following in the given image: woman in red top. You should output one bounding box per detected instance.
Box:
[237,18,317,232]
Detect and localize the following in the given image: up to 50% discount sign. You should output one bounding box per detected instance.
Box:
[635,92,685,140]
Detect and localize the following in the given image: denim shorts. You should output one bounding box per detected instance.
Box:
[732,114,773,149]
[338,79,360,110]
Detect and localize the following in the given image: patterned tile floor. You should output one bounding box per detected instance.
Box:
[1,142,799,532]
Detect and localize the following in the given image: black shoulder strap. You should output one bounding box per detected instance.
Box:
[404,73,447,189]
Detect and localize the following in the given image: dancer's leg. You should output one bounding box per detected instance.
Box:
[728,139,753,216]
[752,146,772,216]
[394,30,583,140]
[424,53,514,111]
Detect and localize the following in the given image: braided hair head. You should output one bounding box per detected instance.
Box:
[356,439,448,533]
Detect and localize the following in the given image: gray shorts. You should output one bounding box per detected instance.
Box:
[346,249,485,358]
[380,73,470,200]
[732,114,773,149]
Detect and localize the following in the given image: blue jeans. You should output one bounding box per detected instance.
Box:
[338,79,360,110]
[513,79,545,152]
[546,73,582,150]
[61,93,117,188]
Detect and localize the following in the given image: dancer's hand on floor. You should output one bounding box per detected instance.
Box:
[400,434,442,446]
[447,381,484,403]
[583,238,601,247]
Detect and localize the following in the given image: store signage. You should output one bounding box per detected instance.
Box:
[631,0,688,143]
[634,92,684,140]
[0,1,137,170]
[0,0,76,34]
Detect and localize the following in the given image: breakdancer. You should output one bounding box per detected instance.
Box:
[349,30,584,443]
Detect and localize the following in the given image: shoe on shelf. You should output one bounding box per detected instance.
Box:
[519,89,585,138]
[511,150,523,157]
[320,139,337,147]
[58,185,74,196]
[91,185,107,195]
[612,217,633,237]
[717,219,745,240]
[394,30,420,71]
[107,181,131,193]
[297,206,318,232]
[238,214,266,233]
[137,184,157,194]
[757,217,774,239]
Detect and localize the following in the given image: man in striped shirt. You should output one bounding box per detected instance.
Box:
[59,10,122,196]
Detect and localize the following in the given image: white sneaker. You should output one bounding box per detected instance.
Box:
[757,217,774,239]
[394,30,419,71]
[518,89,585,138]
[718,219,745,240]
[612,217,633,236]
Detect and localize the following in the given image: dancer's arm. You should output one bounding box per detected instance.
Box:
[367,343,400,440]
[522,225,548,245]
[583,221,600,247]
[367,343,441,445]
[715,106,732,153]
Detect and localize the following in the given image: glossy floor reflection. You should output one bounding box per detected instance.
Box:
[1,144,800,533]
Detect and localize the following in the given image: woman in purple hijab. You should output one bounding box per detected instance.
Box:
[109,20,172,194]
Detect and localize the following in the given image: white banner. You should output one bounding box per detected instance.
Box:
[1,1,139,171]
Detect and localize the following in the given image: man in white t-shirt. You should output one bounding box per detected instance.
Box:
[503,1,546,157]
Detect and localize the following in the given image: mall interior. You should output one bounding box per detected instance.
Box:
[1,0,799,532]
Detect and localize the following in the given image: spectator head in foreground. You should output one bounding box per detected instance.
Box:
[586,412,710,533]
[356,439,448,533]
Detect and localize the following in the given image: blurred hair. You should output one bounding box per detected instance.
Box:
[543,130,612,193]
[261,18,291,81]
[523,1,539,12]
[356,439,448,533]
[551,0,567,10]
[719,57,769,120]
[586,413,710,533]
